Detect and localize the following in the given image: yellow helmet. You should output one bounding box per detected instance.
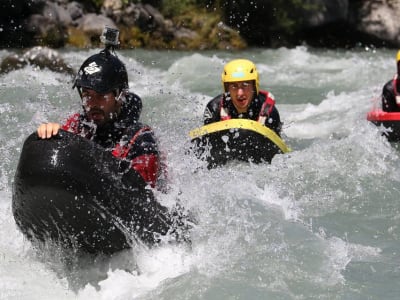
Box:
[397,50,400,62]
[221,59,259,94]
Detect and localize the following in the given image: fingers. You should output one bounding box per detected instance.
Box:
[37,123,61,139]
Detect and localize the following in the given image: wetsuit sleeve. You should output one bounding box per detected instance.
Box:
[203,95,222,125]
[131,154,159,188]
[382,80,398,112]
[264,106,282,136]
[259,92,282,136]
[125,127,161,188]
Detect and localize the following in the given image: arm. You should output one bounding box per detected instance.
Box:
[203,95,222,125]
[122,126,162,188]
[265,106,282,136]
[259,91,282,136]
[131,154,160,188]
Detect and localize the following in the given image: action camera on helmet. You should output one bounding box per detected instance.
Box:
[100,27,120,48]
[73,26,128,95]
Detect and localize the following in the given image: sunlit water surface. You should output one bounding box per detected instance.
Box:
[1,46,399,300]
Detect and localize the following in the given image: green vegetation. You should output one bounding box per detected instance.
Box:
[65,0,319,49]
[161,0,197,17]
[272,0,319,33]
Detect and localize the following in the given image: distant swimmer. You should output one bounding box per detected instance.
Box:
[381,50,400,112]
[367,50,400,141]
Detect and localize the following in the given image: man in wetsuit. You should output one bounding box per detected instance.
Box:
[35,28,194,249]
[382,50,400,112]
[37,47,164,189]
[203,58,282,135]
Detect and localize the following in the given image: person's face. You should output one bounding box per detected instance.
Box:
[81,88,121,126]
[227,80,255,113]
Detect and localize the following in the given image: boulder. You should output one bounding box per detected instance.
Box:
[355,0,400,46]
[77,13,117,39]
[25,2,69,47]
[0,46,74,75]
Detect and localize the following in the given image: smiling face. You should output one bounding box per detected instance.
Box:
[80,88,122,127]
[227,80,255,113]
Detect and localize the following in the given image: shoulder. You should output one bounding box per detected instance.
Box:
[382,80,396,100]
[259,90,275,101]
[207,94,223,107]
[257,90,278,114]
[127,92,142,102]
[62,113,82,131]
[384,79,393,87]
[125,92,142,108]
[126,122,154,137]
[120,92,143,123]
[204,94,223,123]
[383,79,394,90]
[205,94,223,112]
[125,123,159,155]
[65,113,81,121]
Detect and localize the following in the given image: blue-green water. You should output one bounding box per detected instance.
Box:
[1,46,399,299]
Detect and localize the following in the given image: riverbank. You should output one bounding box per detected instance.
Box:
[1,0,400,50]
[0,0,246,50]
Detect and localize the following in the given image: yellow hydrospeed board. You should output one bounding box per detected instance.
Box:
[189,119,291,153]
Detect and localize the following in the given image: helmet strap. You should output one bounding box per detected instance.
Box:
[77,86,83,99]
[223,83,229,92]
[397,61,400,76]
[116,90,124,102]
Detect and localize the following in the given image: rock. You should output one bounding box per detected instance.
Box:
[101,0,123,23]
[356,0,400,46]
[303,0,349,27]
[174,28,199,40]
[25,2,68,47]
[0,54,26,73]
[0,46,74,75]
[6,0,400,49]
[67,1,84,22]
[103,0,123,11]
[51,2,73,27]
[77,13,117,38]
[143,4,166,29]
[120,4,140,27]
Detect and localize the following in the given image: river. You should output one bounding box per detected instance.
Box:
[0,46,399,299]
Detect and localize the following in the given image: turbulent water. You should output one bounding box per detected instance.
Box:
[1,46,400,300]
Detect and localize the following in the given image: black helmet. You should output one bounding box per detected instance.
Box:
[73,50,128,94]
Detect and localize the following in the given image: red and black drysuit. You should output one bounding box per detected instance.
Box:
[61,93,192,246]
[62,92,163,188]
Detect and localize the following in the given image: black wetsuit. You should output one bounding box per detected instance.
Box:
[382,78,400,112]
[203,91,282,135]
[62,92,191,245]
[62,92,162,187]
